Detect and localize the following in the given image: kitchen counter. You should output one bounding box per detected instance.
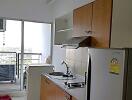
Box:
[27,64,54,100]
[27,64,54,67]
[42,73,86,100]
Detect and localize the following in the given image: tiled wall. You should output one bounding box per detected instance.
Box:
[66,47,88,76]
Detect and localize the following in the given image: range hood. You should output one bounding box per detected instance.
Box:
[61,36,91,49]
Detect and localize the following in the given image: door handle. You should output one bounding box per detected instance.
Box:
[87,54,91,100]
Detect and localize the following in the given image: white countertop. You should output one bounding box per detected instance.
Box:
[28,64,54,67]
[43,74,86,100]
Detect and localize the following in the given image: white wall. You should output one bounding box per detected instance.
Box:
[52,0,95,18]
[0,0,53,23]
[52,45,66,73]
[42,24,52,63]
[111,0,132,48]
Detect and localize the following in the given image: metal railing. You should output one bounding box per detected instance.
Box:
[17,53,42,78]
[0,52,42,79]
[0,52,17,64]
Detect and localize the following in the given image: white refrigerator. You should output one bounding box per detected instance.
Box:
[86,48,132,100]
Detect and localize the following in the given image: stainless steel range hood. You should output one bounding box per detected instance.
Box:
[61,36,91,49]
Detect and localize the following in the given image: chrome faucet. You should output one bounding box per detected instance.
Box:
[61,61,70,75]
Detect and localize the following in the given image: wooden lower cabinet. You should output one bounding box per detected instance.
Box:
[55,85,71,100]
[40,76,56,100]
[40,76,76,100]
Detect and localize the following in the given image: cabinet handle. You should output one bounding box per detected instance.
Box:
[45,79,50,85]
[87,54,91,100]
[85,31,92,34]
[64,97,68,100]
[64,96,70,100]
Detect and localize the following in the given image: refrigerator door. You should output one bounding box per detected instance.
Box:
[88,48,125,100]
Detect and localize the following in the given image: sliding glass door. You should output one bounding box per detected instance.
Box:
[0,19,52,92]
[0,20,21,91]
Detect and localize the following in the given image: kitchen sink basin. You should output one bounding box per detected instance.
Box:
[49,72,64,76]
[49,72,76,80]
[64,82,85,89]
[62,74,73,77]
[51,76,76,80]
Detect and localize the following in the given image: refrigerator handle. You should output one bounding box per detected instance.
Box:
[87,54,91,100]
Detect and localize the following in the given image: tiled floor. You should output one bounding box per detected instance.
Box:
[0,90,27,100]
[0,80,27,100]
[0,79,20,92]
[12,96,27,100]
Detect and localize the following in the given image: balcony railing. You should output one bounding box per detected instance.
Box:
[0,52,42,79]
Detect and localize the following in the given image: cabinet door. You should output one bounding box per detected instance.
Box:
[40,76,56,100]
[40,76,45,100]
[55,86,71,100]
[92,0,112,47]
[40,76,72,100]
[73,3,92,37]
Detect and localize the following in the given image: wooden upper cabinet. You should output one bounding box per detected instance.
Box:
[73,0,112,48]
[92,0,112,48]
[73,3,93,37]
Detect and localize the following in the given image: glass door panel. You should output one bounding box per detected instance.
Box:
[0,20,21,92]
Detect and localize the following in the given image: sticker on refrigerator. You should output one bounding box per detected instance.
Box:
[109,58,120,75]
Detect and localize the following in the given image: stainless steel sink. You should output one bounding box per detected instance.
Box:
[64,82,85,89]
[62,74,74,77]
[48,72,76,80]
[49,72,64,76]
[52,76,76,80]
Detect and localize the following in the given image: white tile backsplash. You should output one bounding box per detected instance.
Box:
[66,47,88,75]
[52,45,88,75]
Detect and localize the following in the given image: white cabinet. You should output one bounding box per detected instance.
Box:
[54,12,73,45]
[27,64,53,100]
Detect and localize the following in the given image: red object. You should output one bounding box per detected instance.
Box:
[0,95,11,100]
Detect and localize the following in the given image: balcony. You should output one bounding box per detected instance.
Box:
[0,52,42,91]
